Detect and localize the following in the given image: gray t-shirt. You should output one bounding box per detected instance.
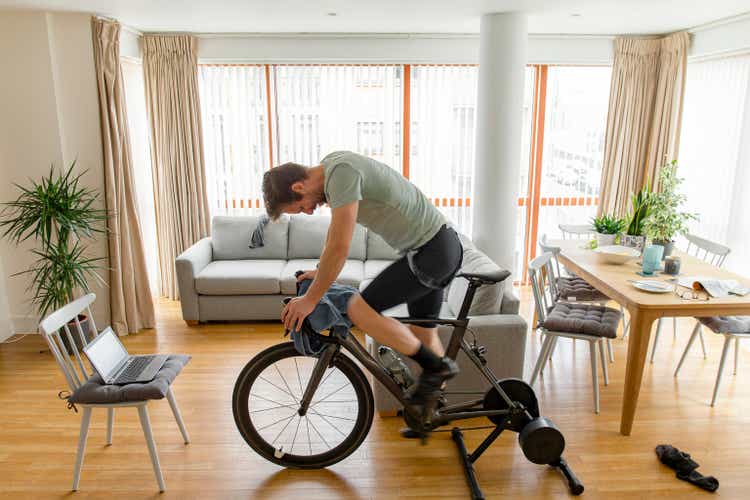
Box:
[322,151,446,253]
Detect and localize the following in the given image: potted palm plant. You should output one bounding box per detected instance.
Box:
[642,160,697,258]
[591,214,626,247]
[622,182,653,253]
[0,162,108,353]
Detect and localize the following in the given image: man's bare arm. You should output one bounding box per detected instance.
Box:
[303,201,358,303]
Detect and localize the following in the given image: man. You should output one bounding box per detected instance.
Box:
[262,151,463,404]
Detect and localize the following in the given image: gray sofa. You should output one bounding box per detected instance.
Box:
[176,215,527,413]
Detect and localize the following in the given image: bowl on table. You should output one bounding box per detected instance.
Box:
[592,245,640,265]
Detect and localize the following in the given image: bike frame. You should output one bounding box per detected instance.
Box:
[297,278,521,427]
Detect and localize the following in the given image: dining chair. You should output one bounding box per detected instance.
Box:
[674,316,748,406]
[539,235,621,362]
[528,252,621,413]
[649,234,731,364]
[39,293,190,492]
[558,224,594,240]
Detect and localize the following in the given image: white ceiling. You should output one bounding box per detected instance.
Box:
[1,0,748,35]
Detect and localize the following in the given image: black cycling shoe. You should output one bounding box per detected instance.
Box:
[406,357,459,406]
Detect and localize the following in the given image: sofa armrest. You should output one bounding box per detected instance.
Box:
[500,286,520,315]
[175,237,213,322]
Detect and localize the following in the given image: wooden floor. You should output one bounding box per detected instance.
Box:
[2,290,750,499]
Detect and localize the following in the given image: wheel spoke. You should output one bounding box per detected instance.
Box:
[311,382,351,407]
[257,411,296,432]
[271,413,298,445]
[294,358,305,396]
[274,362,300,400]
[306,414,331,448]
[250,393,296,407]
[305,415,312,455]
[309,408,347,437]
[249,403,299,414]
[290,414,302,454]
[309,412,355,422]
[258,376,297,401]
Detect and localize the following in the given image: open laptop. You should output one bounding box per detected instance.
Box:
[83,327,168,385]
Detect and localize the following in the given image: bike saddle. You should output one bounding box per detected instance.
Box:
[457,269,511,285]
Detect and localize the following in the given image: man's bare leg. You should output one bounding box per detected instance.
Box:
[347,295,421,354]
[408,325,444,356]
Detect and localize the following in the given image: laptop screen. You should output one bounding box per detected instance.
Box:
[85,328,129,379]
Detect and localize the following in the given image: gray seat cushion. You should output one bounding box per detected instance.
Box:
[698,316,750,334]
[542,302,621,339]
[280,259,364,295]
[288,215,366,259]
[68,355,190,404]
[196,260,284,295]
[557,277,609,302]
[364,259,394,280]
[211,215,289,260]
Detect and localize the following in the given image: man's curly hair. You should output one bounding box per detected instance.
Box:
[262,163,309,220]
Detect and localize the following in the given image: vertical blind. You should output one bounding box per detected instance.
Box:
[199,65,270,215]
[410,66,478,235]
[678,55,750,276]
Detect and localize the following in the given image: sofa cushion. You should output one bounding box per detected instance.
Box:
[366,231,401,260]
[288,215,366,259]
[211,215,289,260]
[280,259,364,295]
[364,259,395,280]
[447,242,505,316]
[196,260,284,295]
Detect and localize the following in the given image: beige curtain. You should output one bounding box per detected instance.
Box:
[598,32,690,217]
[91,18,155,335]
[143,34,210,299]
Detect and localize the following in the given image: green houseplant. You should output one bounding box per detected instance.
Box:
[591,213,627,247]
[621,182,653,252]
[642,160,697,257]
[0,162,108,351]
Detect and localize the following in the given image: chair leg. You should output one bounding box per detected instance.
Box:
[166,387,190,444]
[543,336,559,374]
[673,317,678,342]
[734,337,740,376]
[606,338,614,363]
[620,304,630,339]
[650,318,664,364]
[674,323,701,377]
[72,406,92,491]
[530,335,554,385]
[711,336,732,407]
[589,340,600,414]
[599,340,609,386]
[106,408,114,446]
[137,405,166,492]
[698,324,708,359]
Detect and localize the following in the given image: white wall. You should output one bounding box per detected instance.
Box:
[195,33,614,65]
[0,257,11,342]
[0,9,109,334]
[689,14,750,61]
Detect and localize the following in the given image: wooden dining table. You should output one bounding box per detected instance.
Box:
[549,239,750,436]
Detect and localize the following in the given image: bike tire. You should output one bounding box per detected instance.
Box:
[233,342,374,469]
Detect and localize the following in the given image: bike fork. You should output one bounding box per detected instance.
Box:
[298,344,337,416]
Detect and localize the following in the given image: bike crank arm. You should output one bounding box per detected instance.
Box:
[298,343,338,416]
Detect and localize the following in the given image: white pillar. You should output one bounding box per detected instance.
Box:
[472,12,528,274]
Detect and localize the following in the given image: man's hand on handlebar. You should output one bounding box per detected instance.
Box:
[296,269,317,281]
[281,295,316,332]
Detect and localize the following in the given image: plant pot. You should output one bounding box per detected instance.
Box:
[595,232,617,247]
[621,234,646,254]
[652,239,675,259]
[60,314,91,355]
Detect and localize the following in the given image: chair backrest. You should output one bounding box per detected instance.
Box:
[684,234,731,268]
[538,234,562,279]
[38,294,99,392]
[559,223,593,239]
[528,253,558,327]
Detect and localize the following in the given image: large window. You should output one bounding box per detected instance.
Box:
[678,55,750,276]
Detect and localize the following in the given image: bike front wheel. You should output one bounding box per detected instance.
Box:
[233,342,374,468]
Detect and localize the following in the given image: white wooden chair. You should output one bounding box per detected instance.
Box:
[674,316,748,406]
[39,293,189,492]
[528,253,621,413]
[649,234,731,364]
[558,224,594,240]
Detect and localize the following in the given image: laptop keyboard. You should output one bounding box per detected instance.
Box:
[116,356,156,383]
